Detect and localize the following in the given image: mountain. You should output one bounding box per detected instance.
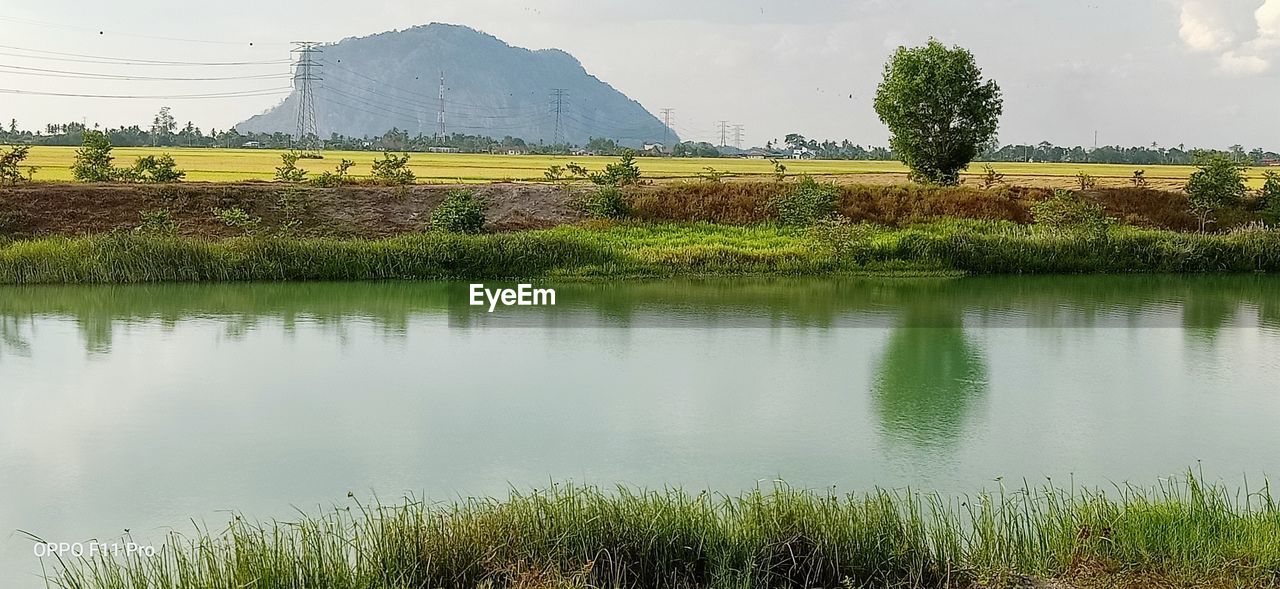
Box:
[235,23,676,147]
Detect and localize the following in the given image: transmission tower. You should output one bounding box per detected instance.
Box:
[732,124,745,150]
[290,42,323,154]
[437,71,446,143]
[659,108,675,147]
[550,89,569,145]
[717,120,729,148]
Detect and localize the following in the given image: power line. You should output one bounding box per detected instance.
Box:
[0,15,283,47]
[0,87,292,99]
[0,44,290,66]
[0,64,290,82]
[437,71,446,142]
[659,108,674,146]
[717,120,729,148]
[732,124,745,150]
[292,42,323,153]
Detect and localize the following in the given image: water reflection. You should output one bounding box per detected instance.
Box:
[873,305,988,448]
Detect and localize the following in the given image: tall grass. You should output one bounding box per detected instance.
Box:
[42,474,1280,589]
[2,222,1280,284]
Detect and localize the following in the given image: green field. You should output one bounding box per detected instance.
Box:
[18,146,1274,186]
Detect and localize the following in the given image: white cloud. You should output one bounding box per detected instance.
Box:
[1179,0,1280,74]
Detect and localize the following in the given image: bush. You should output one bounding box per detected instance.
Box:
[1075,172,1097,190]
[430,190,485,234]
[371,152,415,185]
[135,209,178,234]
[311,159,355,187]
[131,154,186,183]
[72,131,117,182]
[1258,171,1280,226]
[211,206,261,235]
[1185,152,1248,231]
[1031,189,1112,238]
[275,152,308,183]
[589,150,642,186]
[770,176,839,226]
[576,186,629,220]
[810,216,877,264]
[0,145,31,185]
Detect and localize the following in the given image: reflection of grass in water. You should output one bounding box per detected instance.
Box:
[44,474,1280,589]
[873,310,988,447]
[0,315,31,357]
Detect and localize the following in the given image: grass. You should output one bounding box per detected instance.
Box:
[39,473,1280,589]
[1,222,1279,284]
[19,146,1280,186]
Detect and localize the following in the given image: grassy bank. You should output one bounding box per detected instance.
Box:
[42,474,1280,589]
[2,221,1279,284]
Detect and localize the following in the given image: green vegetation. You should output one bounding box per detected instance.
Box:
[0,144,31,185]
[429,189,486,234]
[370,151,416,185]
[1030,189,1113,238]
[41,474,1280,589]
[769,176,840,226]
[1186,152,1250,231]
[275,152,308,183]
[71,130,117,182]
[875,40,1003,185]
[125,154,185,184]
[576,186,630,220]
[3,221,1279,284]
[311,158,356,187]
[1261,171,1280,225]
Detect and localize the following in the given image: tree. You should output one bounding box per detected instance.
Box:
[1185,152,1247,232]
[0,145,31,185]
[72,130,117,182]
[1258,171,1280,225]
[151,106,176,145]
[874,39,1003,185]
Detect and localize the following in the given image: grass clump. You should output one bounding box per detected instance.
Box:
[576,186,630,220]
[430,189,486,234]
[1030,189,1114,238]
[39,474,1280,589]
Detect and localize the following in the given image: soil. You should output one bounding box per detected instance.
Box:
[0,182,582,239]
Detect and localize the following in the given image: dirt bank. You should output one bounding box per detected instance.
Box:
[0,182,582,238]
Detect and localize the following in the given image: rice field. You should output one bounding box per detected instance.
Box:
[17,146,1275,186]
[39,474,1280,589]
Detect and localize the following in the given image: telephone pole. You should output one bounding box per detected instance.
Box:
[551,89,569,145]
[732,124,745,150]
[290,42,323,154]
[717,120,729,148]
[659,108,675,147]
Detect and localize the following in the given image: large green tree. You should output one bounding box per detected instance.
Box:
[874,40,1003,185]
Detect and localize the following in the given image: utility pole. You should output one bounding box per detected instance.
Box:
[291,41,323,154]
[551,89,569,145]
[659,108,675,147]
[717,120,729,148]
[437,71,446,144]
[732,124,745,150]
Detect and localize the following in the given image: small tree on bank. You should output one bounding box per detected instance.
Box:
[0,145,31,185]
[1185,152,1248,232]
[874,40,1003,185]
[72,130,117,182]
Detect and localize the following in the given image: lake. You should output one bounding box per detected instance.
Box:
[2,276,1279,586]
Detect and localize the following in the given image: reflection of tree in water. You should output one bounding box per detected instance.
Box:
[873,306,988,448]
[0,315,31,358]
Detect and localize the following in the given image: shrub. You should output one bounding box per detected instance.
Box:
[135,209,178,234]
[770,158,788,183]
[430,190,485,234]
[371,152,415,185]
[770,176,839,226]
[275,152,308,183]
[71,130,117,182]
[1258,171,1280,226]
[1185,152,1248,232]
[0,145,31,185]
[697,167,726,183]
[211,206,261,235]
[131,154,186,183]
[576,186,629,220]
[810,216,877,264]
[1031,189,1113,238]
[1075,172,1097,190]
[1131,170,1148,188]
[311,159,355,187]
[589,150,642,186]
[980,164,1005,189]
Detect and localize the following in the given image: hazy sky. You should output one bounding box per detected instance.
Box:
[1,0,1278,148]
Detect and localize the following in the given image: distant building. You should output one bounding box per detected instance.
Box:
[505,148,529,156]
[241,141,261,148]
[1264,158,1280,167]
[427,146,461,154]
[790,147,816,160]
[642,142,668,155]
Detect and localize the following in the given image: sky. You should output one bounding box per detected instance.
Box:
[1,0,1278,149]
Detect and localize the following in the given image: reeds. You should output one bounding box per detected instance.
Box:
[2,222,1279,284]
[43,474,1280,589]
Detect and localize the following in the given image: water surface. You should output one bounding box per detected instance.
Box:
[2,276,1279,586]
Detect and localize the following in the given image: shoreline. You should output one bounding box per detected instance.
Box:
[1,221,1279,285]
[40,474,1280,589]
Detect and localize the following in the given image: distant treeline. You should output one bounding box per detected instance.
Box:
[3,119,1278,165]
